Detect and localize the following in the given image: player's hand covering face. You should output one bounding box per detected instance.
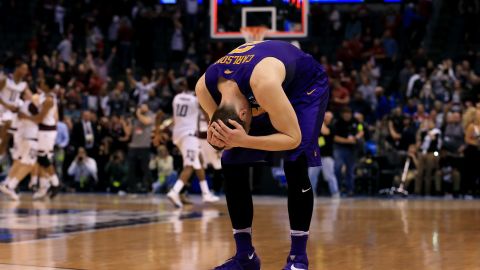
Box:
[209,119,248,149]
[207,123,227,150]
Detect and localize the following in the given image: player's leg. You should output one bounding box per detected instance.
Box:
[283,155,313,267]
[33,158,53,200]
[193,167,219,203]
[282,75,329,270]
[167,165,193,208]
[201,139,223,194]
[0,120,12,157]
[0,161,22,200]
[167,136,195,207]
[0,140,37,200]
[213,163,260,270]
[192,143,219,202]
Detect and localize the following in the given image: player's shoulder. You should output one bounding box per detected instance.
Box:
[250,57,286,86]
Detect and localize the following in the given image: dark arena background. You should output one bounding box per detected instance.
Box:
[0,0,480,269]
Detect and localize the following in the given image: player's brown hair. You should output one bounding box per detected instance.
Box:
[210,105,245,130]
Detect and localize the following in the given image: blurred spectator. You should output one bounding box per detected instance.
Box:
[108,16,121,46]
[108,81,129,116]
[435,149,461,197]
[357,75,376,110]
[330,80,350,112]
[126,68,160,105]
[463,108,480,198]
[57,34,72,63]
[105,150,128,194]
[71,111,98,156]
[68,147,98,191]
[109,115,131,154]
[150,145,176,193]
[415,119,442,195]
[54,1,66,34]
[308,112,339,198]
[383,30,398,61]
[170,21,186,65]
[333,107,364,196]
[126,103,154,193]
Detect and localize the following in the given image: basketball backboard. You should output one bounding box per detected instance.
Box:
[210,0,309,39]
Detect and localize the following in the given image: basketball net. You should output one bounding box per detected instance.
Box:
[240,26,269,42]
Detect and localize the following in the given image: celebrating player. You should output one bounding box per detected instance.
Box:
[31,76,60,200]
[196,40,329,270]
[166,81,219,208]
[0,77,54,200]
[0,62,29,159]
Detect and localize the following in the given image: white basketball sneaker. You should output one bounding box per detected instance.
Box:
[33,188,49,200]
[202,193,220,203]
[0,184,19,201]
[167,190,183,208]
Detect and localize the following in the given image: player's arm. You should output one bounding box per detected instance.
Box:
[195,74,217,119]
[214,58,301,151]
[196,74,227,149]
[21,96,54,123]
[0,98,18,112]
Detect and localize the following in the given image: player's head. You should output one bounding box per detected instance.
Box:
[211,79,252,132]
[210,105,247,131]
[39,75,56,93]
[14,61,28,78]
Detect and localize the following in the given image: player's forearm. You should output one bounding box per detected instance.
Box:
[242,133,301,151]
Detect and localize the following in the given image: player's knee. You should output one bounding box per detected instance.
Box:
[37,155,51,168]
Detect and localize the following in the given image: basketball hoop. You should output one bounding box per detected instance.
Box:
[240,26,269,42]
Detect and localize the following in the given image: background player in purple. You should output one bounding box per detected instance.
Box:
[196,40,329,270]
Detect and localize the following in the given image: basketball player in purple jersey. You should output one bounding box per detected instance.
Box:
[196,40,329,270]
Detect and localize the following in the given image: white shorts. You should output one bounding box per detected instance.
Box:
[175,135,201,170]
[38,130,57,159]
[0,108,14,124]
[200,139,222,170]
[18,139,38,165]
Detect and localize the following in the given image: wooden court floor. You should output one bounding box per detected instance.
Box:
[0,194,479,270]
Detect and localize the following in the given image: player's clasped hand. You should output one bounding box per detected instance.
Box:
[207,123,226,150]
[209,119,248,149]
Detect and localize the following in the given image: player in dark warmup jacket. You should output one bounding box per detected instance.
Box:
[196,40,329,270]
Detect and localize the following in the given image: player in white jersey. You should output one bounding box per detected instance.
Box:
[31,76,59,200]
[166,89,219,208]
[0,83,53,201]
[0,62,29,159]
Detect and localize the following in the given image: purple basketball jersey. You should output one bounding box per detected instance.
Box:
[204,40,329,167]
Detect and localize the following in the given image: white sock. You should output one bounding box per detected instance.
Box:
[50,174,59,187]
[6,177,19,190]
[171,180,184,194]
[39,177,50,189]
[290,230,309,237]
[30,175,39,185]
[199,180,211,195]
[233,227,252,235]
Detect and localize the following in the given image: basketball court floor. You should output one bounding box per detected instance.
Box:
[0,194,478,270]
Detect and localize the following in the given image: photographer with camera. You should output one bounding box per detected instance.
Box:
[126,103,154,193]
[67,147,98,191]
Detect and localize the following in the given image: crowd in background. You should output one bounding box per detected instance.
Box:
[0,0,479,197]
